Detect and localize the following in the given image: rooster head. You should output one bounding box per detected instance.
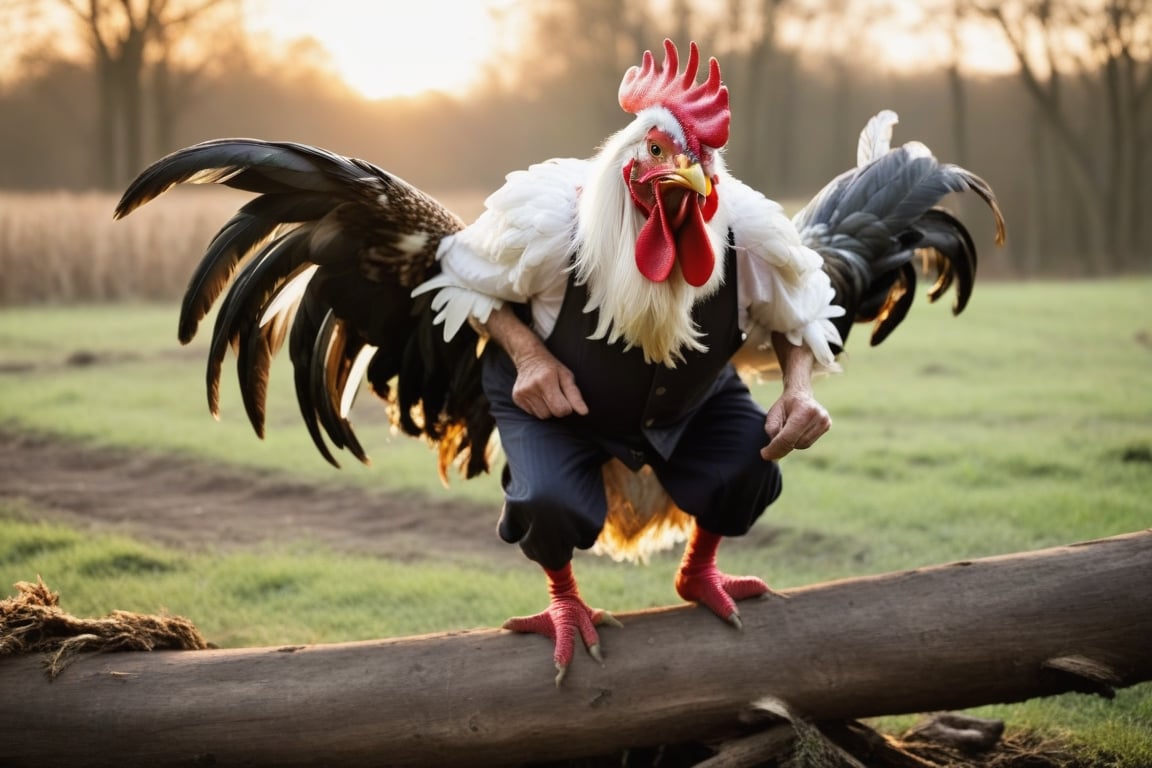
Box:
[618,39,729,288]
[573,40,733,367]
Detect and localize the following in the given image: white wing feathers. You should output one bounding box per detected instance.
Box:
[416,156,844,370]
[857,109,899,167]
[414,158,584,340]
[724,179,844,369]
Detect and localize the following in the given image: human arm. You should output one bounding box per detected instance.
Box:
[483,304,589,420]
[722,181,839,460]
[760,332,831,461]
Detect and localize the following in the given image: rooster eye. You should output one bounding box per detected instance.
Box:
[649,143,662,157]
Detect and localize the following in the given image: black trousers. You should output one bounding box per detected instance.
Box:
[483,348,783,571]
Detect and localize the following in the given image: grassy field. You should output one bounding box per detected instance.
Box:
[1,278,1151,763]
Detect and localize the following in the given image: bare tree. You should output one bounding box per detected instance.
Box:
[56,0,235,188]
[947,0,970,166]
[505,0,654,141]
[722,0,793,188]
[149,1,244,156]
[784,0,887,184]
[978,0,1152,272]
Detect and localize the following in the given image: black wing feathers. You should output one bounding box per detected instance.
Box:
[289,292,340,467]
[117,138,490,480]
[180,193,336,344]
[798,140,1005,349]
[311,311,370,465]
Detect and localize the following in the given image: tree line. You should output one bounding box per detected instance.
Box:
[1,0,1149,276]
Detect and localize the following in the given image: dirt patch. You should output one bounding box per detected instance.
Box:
[0,429,511,563]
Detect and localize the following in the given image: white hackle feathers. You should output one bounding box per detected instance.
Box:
[574,115,730,367]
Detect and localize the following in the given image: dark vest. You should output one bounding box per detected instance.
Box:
[544,245,744,463]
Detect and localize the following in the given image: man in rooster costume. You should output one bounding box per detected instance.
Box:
[117,40,1003,684]
[417,40,843,680]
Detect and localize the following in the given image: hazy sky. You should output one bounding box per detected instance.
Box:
[0,0,1016,99]
[244,0,1015,100]
[245,0,522,99]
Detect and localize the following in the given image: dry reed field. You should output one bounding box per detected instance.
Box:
[0,189,243,304]
[0,187,488,305]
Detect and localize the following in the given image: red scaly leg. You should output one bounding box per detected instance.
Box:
[502,562,622,686]
[675,526,770,629]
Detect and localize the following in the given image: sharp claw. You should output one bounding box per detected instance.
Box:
[509,564,618,686]
[677,566,767,628]
[596,611,623,629]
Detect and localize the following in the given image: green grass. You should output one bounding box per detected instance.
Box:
[0,511,551,646]
[0,303,503,501]
[746,277,1152,580]
[2,278,1151,763]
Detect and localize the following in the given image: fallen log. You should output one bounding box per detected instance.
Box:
[1,530,1150,768]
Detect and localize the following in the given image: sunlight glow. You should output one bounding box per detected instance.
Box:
[246,0,517,100]
[778,1,1016,77]
[247,1,1015,102]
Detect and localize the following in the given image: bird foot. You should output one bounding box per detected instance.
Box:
[675,564,770,629]
[503,564,622,686]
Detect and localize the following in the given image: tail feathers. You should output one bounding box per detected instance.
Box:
[856,109,899,166]
[796,113,1006,348]
[913,208,979,312]
[844,208,981,348]
[594,462,692,563]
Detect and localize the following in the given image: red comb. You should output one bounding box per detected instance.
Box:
[618,39,730,154]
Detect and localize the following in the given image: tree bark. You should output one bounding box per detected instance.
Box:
[1,531,1150,768]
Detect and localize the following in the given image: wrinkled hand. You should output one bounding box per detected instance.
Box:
[761,389,831,461]
[512,352,589,420]
[482,303,589,420]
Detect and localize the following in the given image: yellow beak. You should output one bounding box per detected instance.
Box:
[666,156,712,198]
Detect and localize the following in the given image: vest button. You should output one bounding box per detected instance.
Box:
[643,418,654,428]
[654,386,667,396]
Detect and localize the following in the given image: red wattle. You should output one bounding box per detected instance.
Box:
[701,181,719,222]
[634,189,677,282]
[631,181,717,286]
[676,196,715,287]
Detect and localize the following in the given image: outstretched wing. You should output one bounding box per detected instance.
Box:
[116,139,495,480]
[795,111,1006,348]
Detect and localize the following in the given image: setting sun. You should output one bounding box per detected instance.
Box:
[245,0,518,99]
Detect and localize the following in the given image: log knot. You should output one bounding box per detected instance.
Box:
[1041,654,1123,699]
